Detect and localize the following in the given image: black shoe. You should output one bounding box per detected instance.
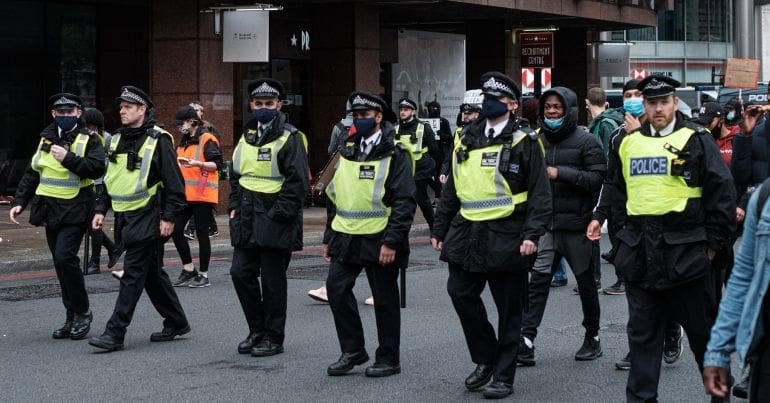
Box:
[89,333,124,351]
[70,310,93,340]
[208,229,219,238]
[327,351,370,376]
[550,278,567,287]
[173,269,198,287]
[107,248,124,269]
[150,324,191,342]
[663,325,683,364]
[603,279,626,295]
[237,332,264,354]
[364,362,401,377]
[600,252,615,264]
[251,340,283,357]
[465,364,494,390]
[183,228,195,240]
[482,381,513,399]
[575,336,602,361]
[52,320,73,339]
[615,351,631,370]
[85,261,100,275]
[188,275,210,288]
[516,338,535,366]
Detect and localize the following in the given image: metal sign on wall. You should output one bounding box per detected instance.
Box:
[520,32,554,69]
[597,43,630,77]
[223,11,269,62]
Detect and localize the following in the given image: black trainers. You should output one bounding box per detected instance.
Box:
[550,277,567,287]
[208,229,219,238]
[663,325,683,364]
[603,279,626,295]
[574,336,602,361]
[183,229,195,240]
[85,261,100,275]
[615,351,631,370]
[516,338,535,366]
[173,269,198,287]
[189,275,210,288]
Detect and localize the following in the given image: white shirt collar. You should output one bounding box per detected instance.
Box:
[360,130,383,152]
[653,118,677,137]
[484,118,509,139]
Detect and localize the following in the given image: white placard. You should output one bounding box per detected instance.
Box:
[223,11,269,62]
[598,44,630,77]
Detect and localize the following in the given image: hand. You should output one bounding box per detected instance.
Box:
[159,219,174,238]
[9,205,22,225]
[742,105,764,135]
[50,144,68,162]
[707,248,717,261]
[703,366,729,398]
[430,237,443,252]
[737,207,746,223]
[92,213,105,230]
[520,240,537,256]
[229,209,237,219]
[181,158,197,168]
[546,166,558,180]
[439,174,447,184]
[586,220,602,241]
[322,244,331,263]
[379,244,396,266]
[624,114,642,133]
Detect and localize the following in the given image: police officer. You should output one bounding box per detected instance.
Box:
[323,91,416,378]
[395,97,440,230]
[89,86,190,351]
[431,72,551,399]
[229,78,309,357]
[587,75,736,401]
[9,93,105,340]
[440,93,482,184]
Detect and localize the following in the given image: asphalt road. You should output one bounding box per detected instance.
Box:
[0,240,742,402]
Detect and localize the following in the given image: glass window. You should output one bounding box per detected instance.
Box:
[658,1,685,41]
[49,4,97,105]
[628,27,655,41]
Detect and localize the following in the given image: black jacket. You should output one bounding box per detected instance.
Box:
[538,87,606,231]
[396,118,441,181]
[323,121,417,267]
[13,121,105,229]
[595,114,736,290]
[732,120,769,188]
[433,116,551,272]
[228,113,309,251]
[95,118,186,247]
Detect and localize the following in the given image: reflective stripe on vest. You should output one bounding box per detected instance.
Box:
[395,123,426,173]
[178,132,219,203]
[618,127,703,216]
[453,130,529,221]
[103,131,162,212]
[232,130,291,194]
[31,133,92,199]
[326,156,392,235]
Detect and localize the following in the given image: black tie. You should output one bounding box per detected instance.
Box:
[487,128,495,142]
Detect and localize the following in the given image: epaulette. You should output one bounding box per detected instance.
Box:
[283,122,298,135]
[519,125,538,140]
[683,120,707,134]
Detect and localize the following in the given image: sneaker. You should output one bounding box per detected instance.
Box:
[550,277,567,287]
[615,351,631,370]
[663,325,683,364]
[308,286,329,303]
[183,229,195,240]
[516,338,536,366]
[364,296,374,306]
[208,229,219,238]
[111,270,124,280]
[600,251,615,264]
[574,336,602,361]
[603,279,626,295]
[189,275,210,288]
[85,261,100,275]
[173,269,198,287]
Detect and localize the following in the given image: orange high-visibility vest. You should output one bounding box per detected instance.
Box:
[177,132,219,203]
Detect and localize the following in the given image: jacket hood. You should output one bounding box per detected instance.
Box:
[538,86,578,142]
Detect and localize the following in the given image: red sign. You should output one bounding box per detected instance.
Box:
[520,32,554,69]
[630,68,649,79]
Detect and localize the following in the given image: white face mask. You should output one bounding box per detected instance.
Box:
[180,122,192,134]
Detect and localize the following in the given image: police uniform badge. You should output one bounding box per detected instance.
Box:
[481,152,498,167]
[258,148,272,161]
[359,165,375,180]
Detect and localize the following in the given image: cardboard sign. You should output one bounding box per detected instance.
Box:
[724,58,760,89]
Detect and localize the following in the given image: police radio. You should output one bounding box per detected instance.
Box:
[498,145,512,173]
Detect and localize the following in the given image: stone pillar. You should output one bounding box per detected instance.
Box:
[554,28,589,125]
[466,20,506,88]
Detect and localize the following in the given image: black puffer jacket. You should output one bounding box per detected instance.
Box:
[538,87,606,231]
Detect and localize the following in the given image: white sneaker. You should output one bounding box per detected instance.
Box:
[364,296,374,306]
[308,286,328,303]
[111,270,124,280]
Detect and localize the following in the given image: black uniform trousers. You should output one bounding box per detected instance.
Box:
[625,275,715,403]
[326,259,401,365]
[230,247,291,344]
[415,178,435,230]
[105,239,188,338]
[447,264,527,385]
[45,225,90,318]
[171,202,214,272]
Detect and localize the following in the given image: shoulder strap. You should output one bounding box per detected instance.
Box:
[756,177,770,220]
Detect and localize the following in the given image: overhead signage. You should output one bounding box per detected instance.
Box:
[520,32,554,69]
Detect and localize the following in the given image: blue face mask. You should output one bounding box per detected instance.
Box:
[623,98,644,117]
[353,117,377,137]
[726,111,736,121]
[252,108,279,124]
[481,97,509,119]
[55,116,79,132]
[543,116,565,130]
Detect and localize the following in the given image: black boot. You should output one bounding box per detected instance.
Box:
[86,260,100,275]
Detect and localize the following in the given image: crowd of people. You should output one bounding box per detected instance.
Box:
[8,72,770,401]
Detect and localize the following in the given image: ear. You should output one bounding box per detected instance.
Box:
[50,109,56,119]
[276,101,283,111]
[76,109,83,119]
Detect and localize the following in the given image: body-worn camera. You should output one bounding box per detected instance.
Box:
[40,139,54,153]
[126,151,142,171]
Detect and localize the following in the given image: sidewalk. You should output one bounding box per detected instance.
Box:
[0,205,429,275]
